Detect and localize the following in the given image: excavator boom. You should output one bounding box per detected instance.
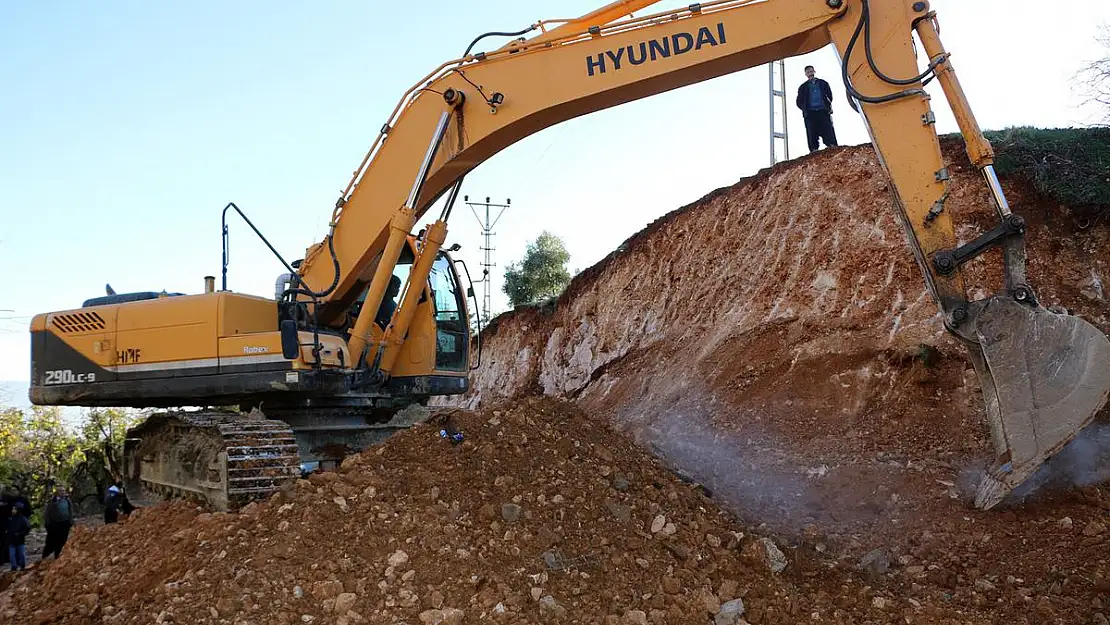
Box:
[301,0,1110,508]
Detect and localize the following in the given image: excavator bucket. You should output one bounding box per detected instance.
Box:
[966,296,1110,509]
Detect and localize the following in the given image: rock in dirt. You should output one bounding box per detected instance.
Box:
[715,598,746,625]
[334,592,357,614]
[858,548,891,577]
[1083,521,1106,537]
[387,550,409,568]
[538,595,566,621]
[502,503,523,523]
[744,537,787,573]
[419,608,464,624]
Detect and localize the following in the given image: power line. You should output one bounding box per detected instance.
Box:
[465,195,510,324]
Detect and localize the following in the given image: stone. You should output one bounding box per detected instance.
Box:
[974,579,996,592]
[662,577,682,594]
[702,590,721,614]
[624,609,648,625]
[293,586,304,598]
[659,523,677,536]
[613,476,630,492]
[857,548,891,577]
[871,597,888,609]
[650,515,666,533]
[532,587,544,601]
[333,496,349,512]
[538,595,566,621]
[419,608,465,625]
[718,580,738,600]
[605,500,631,522]
[335,593,357,614]
[1084,521,1106,537]
[312,580,343,599]
[706,533,721,548]
[502,503,523,523]
[387,550,410,568]
[744,538,787,573]
[431,591,445,609]
[715,599,746,625]
[1058,517,1073,529]
[301,616,315,624]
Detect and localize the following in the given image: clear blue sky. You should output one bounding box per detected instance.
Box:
[1,1,1107,392]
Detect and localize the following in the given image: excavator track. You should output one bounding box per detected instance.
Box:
[124,410,303,511]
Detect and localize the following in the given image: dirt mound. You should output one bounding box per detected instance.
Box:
[0,398,1020,625]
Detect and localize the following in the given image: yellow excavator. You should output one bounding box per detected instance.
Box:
[28,0,1110,511]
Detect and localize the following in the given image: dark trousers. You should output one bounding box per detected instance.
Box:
[804,109,838,152]
[43,522,71,559]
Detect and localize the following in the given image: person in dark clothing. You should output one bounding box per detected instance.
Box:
[0,487,10,567]
[103,483,136,524]
[42,487,75,559]
[1,487,31,566]
[3,488,31,520]
[104,484,123,523]
[796,65,838,153]
[6,503,31,571]
[374,275,403,330]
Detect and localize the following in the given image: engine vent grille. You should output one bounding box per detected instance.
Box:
[52,312,106,333]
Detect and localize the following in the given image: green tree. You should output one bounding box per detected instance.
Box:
[0,406,81,522]
[0,403,139,521]
[503,231,572,307]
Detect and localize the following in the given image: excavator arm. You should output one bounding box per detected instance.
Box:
[294,0,1110,508]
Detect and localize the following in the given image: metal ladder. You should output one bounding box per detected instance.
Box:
[768,59,790,165]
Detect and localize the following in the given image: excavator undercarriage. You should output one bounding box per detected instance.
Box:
[122,411,303,511]
[122,403,434,511]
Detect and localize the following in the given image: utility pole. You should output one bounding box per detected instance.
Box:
[465,195,510,324]
[768,59,790,165]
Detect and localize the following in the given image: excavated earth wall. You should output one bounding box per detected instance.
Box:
[454,138,1110,552]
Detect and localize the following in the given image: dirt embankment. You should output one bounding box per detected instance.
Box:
[449,140,1110,620]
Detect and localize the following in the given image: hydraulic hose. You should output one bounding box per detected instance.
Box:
[861,0,941,86]
[840,1,926,105]
[463,25,537,58]
[301,229,341,299]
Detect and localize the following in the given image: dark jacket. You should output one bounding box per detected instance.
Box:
[796,78,834,114]
[5,514,31,546]
[105,489,122,514]
[2,495,31,519]
[45,496,75,526]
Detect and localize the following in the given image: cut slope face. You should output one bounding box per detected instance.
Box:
[458,140,1110,534]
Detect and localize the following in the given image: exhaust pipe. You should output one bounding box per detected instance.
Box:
[275,273,294,300]
[204,276,215,293]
